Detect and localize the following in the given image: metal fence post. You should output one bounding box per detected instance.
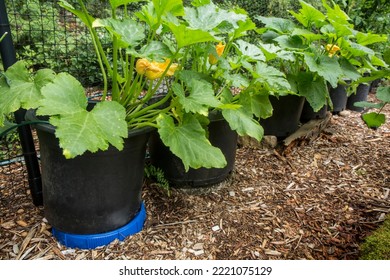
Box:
[0,0,43,206]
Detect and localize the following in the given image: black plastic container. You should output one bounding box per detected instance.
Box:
[300,99,327,123]
[329,83,348,114]
[347,83,370,112]
[148,115,238,188]
[26,110,151,234]
[260,94,305,138]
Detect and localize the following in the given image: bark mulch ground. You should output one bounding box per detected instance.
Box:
[1,94,389,260]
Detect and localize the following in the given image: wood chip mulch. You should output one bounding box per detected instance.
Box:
[1,93,389,260]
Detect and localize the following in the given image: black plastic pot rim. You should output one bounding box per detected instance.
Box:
[24,109,155,137]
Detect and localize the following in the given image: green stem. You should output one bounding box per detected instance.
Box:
[376,102,388,115]
[121,54,135,99]
[129,90,173,120]
[129,105,172,123]
[0,32,7,42]
[129,122,159,129]
[111,37,120,101]
[111,7,120,101]
[77,0,111,99]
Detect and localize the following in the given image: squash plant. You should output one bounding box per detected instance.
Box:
[255,0,388,112]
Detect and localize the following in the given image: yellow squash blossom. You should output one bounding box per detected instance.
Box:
[209,42,225,65]
[136,58,178,80]
[326,44,340,57]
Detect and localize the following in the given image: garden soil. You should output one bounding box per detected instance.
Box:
[1,93,389,260]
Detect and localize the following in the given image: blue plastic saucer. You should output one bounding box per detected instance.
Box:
[52,202,146,249]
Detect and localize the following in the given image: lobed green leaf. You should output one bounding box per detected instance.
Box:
[222,107,263,141]
[157,113,227,171]
[362,112,386,129]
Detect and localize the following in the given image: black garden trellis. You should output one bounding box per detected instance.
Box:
[0,0,43,206]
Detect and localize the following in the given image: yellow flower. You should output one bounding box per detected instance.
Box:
[136,58,178,80]
[209,42,225,65]
[326,44,340,57]
[135,58,150,75]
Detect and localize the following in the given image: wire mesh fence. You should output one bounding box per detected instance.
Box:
[3,0,108,86]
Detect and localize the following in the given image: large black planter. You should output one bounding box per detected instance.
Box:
[347,83,370,112]
[369,79,381,92]
[25,111,151,248]
[148,115,238,188]
[329,83,348,114]
[300,99,327,123]
[260,94,305,138]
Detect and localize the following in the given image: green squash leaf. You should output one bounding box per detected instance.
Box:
[184,3,227,31]
[4,61,56,110]
[345,42,375,57]
[383,48,390,65]
[356,32,388,46]
[256,16,295,33]
[240,91,273,119]
[223,73,249,88]
[173,79,221,116]
[93,18,145,48]
[294,72,328,112]
[59,0,95,27]
[231,17,257,40]
[37,73,86,116]
[109,0,143,9]
[289,0,326,28]
[322,0,350,25]
[222,107,264,141]
[362,112,386,129]
[0,76,19,127]
[370,55,388,68]
[257,43,280,61]
[36,73,127,158]
[304,53,342,88]
[87,101,128,150]
[254,62,291,92]
[50,101,127,159]
[339,57,361,81]
[167,23,217,49]
[353,101,384,109]
[292,28,323,42]
[153,0,184,18]
[234,40,266,62]
[328,21,353,38]
[355,69,390,84]
[274,35,306,49]
[139,41,173,61]
[136,2,159,29]
[157,113,227,171]
[376,86,390,103]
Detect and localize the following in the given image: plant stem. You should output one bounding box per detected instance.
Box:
[111,7,120,101]
[129,90,173,120]
[77,0,110,99]
[0,32,7,42]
